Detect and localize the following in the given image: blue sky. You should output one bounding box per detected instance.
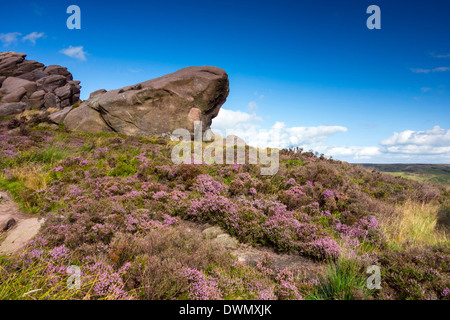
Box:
[1,0,449,163]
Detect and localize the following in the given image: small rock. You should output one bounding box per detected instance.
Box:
[214,234,239,249]
[29,90,46,109]
[48,106,72,124]
[44,92,60,109]
[1,87,27,102]
[202,226,225,238]
[44,65,71,77]
[40,75,67,92]
[0,77,36,97]
[89,89,107,99]
[6,127,22,135]
[0,218,45,254]
[0,102,26,117]
[3,218,16,232]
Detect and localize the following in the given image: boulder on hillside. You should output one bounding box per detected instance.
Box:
[63,66,229,136]
[0,102,26,117]
[0,51,81,115]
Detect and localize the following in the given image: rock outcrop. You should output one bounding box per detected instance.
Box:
[0,51,81,117]
[61,66,228,136]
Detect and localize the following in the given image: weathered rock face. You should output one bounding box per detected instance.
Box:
[0,51,81,116]
[62,66,228,136]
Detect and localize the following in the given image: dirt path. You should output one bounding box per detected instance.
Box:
[0,190,45,255]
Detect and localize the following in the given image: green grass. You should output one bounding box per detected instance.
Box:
[2,147,70,168]
[0,175,40,214]
[308,260,370,300]
[0,255,96,300]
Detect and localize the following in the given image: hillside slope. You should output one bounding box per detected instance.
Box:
[0,112,449,300]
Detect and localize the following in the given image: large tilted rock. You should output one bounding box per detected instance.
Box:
[62,66,229,136]
[0,51,81,116]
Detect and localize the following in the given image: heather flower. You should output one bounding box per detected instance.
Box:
[229,172,262,196]
[1,149,19,158]
[80,159,90,166]
[322,189,335,199]
[50,245,69,261]
[183,267,222,300]
[155,165,177,178]
[192,174,227,195]
[52,166,64,172]
[152,190,169,201]
[68,185,83,198]
[86,262,131,299]
[282,186,307,209]
[367,215,379,230]
[275,268,302,300]
[27,248,45,259]
[286,178,298,187]
[189,194,237,220]
[135,152,151,169]
[305,237,340,260]
[163,214,179,226]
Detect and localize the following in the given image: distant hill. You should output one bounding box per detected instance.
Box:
[357,163,450,186]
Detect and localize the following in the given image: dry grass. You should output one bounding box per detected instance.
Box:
[14,108,60,121]
[7,164,49,192]
[0,254,98,300]
[16,110,43,120]
[45,108,60,114]
[379,199,449,249]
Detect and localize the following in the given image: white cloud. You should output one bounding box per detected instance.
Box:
[432,67,450,72]
[384,145,450,155]
[22,32,45,45]
[59,45,87,61]
[212,105,450,163]
[285,125,348,146]
[411,67,450,74]
[211,108,262,131]
[411,68,431,74]
[431,52,450,58]
[321,146,381,160]
[420,87,432,92]
[211,108,347,149]
[381,126,450,147]
[330,126,450,161]
[0,32,22,47]
[211,109,262,141]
